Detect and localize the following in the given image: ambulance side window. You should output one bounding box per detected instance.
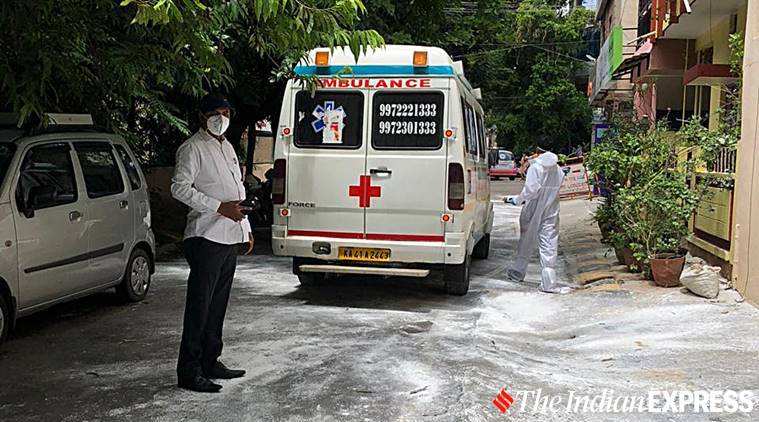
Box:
[463,102,478,158]
[293,91,364,149]
[476,113,486,160]
[461,97,471,154]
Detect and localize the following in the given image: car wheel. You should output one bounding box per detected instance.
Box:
[116,249,152,302]
[509,176,515,181]
[472,233,490,260]
[0,294,10,347]
[444,253,471,295]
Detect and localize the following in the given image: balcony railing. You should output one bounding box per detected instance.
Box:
[710,147,737,174]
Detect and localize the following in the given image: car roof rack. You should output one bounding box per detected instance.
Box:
[0,112,98,135]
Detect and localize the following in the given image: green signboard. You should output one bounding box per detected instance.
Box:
[609,25,624,77]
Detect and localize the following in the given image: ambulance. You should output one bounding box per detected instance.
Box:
[271,45,494,295]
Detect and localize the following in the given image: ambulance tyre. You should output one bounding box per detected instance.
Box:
[297,273,324,286]
[444,253,471,295]
[293,257,325,286]
[472,234,490,260]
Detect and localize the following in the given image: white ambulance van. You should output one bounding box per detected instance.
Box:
[271,45,493,295]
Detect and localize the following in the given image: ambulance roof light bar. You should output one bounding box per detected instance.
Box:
[413,51,428,67]
[315,51,330,67]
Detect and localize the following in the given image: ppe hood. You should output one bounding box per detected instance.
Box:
[537,152,558,167]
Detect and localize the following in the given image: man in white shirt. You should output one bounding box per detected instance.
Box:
[171,94,253,393]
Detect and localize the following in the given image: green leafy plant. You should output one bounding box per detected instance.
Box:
[614,173,698,263]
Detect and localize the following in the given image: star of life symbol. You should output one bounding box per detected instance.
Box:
[312,101,346,144]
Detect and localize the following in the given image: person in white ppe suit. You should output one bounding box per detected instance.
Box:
[505,151,571,294]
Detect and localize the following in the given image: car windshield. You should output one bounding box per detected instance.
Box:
[0,144,16,187]
[498,150,513,161]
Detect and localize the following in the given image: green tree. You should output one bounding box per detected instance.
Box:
[361,0,593,155]
[0,0,382,164]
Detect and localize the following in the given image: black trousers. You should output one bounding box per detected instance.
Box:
[177,237,237,382]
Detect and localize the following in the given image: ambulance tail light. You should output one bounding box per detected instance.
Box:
[448,163,465,210]
[272,159,286,205]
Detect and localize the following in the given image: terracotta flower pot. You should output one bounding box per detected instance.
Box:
[622,247,643,272]
[650,253,686,287]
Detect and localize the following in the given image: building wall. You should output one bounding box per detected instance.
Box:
[733,0,759,305]
[684,4,748,268]
[694,5,748,130]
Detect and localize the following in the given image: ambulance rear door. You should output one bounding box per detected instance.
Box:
[286,88,368,238]
[364,78,449,243]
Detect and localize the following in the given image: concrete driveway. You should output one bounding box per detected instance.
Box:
[1,181,758,421]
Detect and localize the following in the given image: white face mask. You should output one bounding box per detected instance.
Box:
[206,114,230,136]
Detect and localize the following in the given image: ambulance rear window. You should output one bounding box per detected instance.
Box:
[371,92,444,150]
[294,91,364,149]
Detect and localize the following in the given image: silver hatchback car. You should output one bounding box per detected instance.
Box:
[0,123,155,346]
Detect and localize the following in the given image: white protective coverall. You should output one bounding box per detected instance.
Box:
[507,152,566,292]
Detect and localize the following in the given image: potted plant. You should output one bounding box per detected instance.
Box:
[614,171,698,286]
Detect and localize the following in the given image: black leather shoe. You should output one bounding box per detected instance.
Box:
[178,375,222,393]
[205,361,246,379]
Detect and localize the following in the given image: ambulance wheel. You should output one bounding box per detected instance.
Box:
[472,234,490,260]
[297,273,325,286]
[293,257,324,286]
[444,254,471,295]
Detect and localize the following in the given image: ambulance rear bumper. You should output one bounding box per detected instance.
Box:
[271,225,467,265]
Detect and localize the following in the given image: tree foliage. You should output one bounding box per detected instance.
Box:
[361,0,594,155]
[1,0,592,161]
[0,0,382,164]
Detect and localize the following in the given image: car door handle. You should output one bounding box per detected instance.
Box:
[69,211,82,221]
[370,168,392,175]
[119,200,129,209]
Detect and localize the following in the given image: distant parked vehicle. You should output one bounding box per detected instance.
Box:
[0,114,155,347]
[488,149,518,180]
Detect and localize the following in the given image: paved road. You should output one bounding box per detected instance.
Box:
[2,180,759,421]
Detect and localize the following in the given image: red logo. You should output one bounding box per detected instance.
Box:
[349,175,381,208]
[493,389,515,413]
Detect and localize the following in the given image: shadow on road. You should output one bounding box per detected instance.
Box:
[280,274,485,313]
[8,291,127,343]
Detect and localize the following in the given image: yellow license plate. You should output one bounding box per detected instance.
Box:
[338,247,391,262]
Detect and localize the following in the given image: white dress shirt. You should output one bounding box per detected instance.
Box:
[171,129,252,245]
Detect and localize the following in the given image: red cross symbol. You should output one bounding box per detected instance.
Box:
[349,175,381,208]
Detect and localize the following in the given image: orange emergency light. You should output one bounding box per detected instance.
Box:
[413,51,428,67]
[315,51,330,66]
